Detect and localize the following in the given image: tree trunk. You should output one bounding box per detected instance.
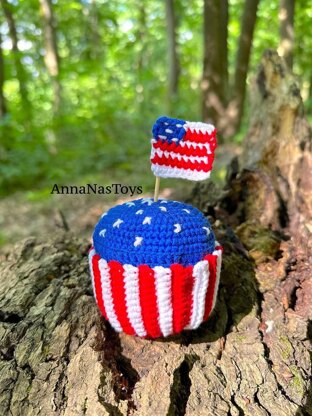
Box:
[278,0,295,69]
[0,52,311,415]
[83,0,101,61]
[39,0,61,114]
[135,0,146,109]
[224,0,260,138]
[90,0,100,60]
[220,0,228,100]
[0,31,7,118]
[0,0,30,115]
[202,0,228,140]
[165,0,180,108]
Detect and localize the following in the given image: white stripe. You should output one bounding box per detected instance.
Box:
[123,264,146,337]
[151,164,211,181]
[184,121,216,135]
[211,249,222,311]
[179,140,211,152]
[185,260,210,330]
[151,138,211,151]
[88,249,97,300]
[151,148,209,164]
[154,266,173,337]
[98,259,122,332]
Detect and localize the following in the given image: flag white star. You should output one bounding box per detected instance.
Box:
[174,224,181,233]
[113,219,124,228]
[141,198,153,205]
[203,227,211,236]
[134,236,143,247]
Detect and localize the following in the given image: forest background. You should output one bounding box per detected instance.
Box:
[0,0,311,244]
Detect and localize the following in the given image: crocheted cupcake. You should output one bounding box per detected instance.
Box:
[89,198,222,338]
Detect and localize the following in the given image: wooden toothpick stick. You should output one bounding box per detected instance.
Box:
[154,176,160,202]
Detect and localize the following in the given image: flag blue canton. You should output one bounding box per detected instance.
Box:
[93,198,216,268]
[152,116,187,144]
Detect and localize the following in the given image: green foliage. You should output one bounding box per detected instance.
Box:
[0,0,311,196]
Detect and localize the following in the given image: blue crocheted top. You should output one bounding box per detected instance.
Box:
[93,198,215,267]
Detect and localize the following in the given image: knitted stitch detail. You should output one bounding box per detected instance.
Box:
[203,253,218,321]
[150,116,217,181]
[93,198,215,268]
[138,264,162,338]
[98,258,122,332]
[89,244,223,338]
[171,264,194,333]
[151,165,211,181]
[109,260,136,335]
[152,116,186,144]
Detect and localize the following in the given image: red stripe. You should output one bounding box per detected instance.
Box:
[153,140,210,158]
[203,254,218,321]
[138,265,162,338]
[109,260,135,335]
[92,254,108,320]
[184,129,217,147]
[171,264,194,333]
[151,153,214,172]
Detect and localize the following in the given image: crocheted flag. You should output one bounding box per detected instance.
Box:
[151,116,217,181]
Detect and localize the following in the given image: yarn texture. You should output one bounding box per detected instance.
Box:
[150,116,217,181]
[93,198,215,268]
[89,197,223,338]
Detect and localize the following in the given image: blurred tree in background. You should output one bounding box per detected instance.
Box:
[0,0,311,195]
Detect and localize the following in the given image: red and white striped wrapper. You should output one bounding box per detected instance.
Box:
[89,244,222,338]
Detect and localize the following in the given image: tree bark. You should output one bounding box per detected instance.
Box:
[0,0,30,114]
[134,0,147,109]
[220,0,228,100]
[278,0,295,69]
[224,0,260,138]
[39,0,61,113]
[82,0,101,61]
[0,31,7,118]
[202,0,228,139]
[89,0,100,60]
[165,0,180,106]
[0,52,311,415]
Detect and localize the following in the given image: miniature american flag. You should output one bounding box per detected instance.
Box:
[150,116,217,181]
